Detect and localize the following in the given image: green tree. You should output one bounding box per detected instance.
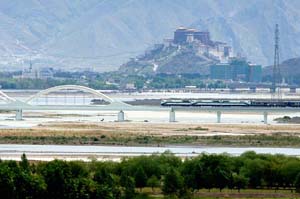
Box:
[134,167,147,191]
[93,164,121,199]
[95,184,115,199]
[280,160,300,188]
[20,153,30,172]
[146,175,160,192]
[294,173,300,193]
[162,167,184,198]
[0,163,16,198]
[262,155,284,189]
[232,173,248,192]
[181,158,204,191]
[120,173,135,199]
[15,172,46,199]
[200,154,232,192]
[241,159,266,188]
[38,160,90,199]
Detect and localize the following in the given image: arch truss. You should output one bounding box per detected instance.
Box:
[25,85,115,106]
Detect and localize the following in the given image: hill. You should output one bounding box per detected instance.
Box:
[263,57,300,84]
[119,45,217,75]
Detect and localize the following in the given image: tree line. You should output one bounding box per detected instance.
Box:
[0,72,226,90]
[0,78,118,90]
[1,151,300,199]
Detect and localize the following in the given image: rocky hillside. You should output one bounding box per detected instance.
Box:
[0,0,300,71]
[119,43,218,75]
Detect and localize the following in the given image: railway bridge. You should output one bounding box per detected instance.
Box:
[0,85,299,124]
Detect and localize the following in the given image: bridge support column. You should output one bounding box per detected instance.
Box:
[169,108,175,122]
[16,109,23,121]
[263,112,268,124]
[117,110,125,122]
[217,111,222,123]
[250,87,256,93]
[290,87,296,93]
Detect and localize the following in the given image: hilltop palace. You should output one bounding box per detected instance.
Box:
[164,27,233,62]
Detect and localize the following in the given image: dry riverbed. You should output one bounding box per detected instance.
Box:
[0,122,300,147]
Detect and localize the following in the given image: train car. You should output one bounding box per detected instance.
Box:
[160,99,193,106]
[192,100,250,107]
[161,99,250,107]
[161,99,300,108]
[250,100,300,107]
[288,101,300,107]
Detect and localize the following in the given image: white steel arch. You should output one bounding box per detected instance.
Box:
[0,91,16,103]
[25,85,114,104]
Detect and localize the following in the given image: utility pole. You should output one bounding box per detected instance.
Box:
[271,24,282,99]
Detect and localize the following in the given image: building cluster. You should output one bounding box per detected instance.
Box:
[14,62,54,79]
[210,58,262,82]
[164,27,233,61]
[164,27,262,83]
[22,67,54,79]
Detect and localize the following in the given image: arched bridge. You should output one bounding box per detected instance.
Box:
[0,85,166,121]
[0,85,129,120]
[26,85,115,104]
[3,85,134,108]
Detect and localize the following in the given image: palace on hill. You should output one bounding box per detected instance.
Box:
[163,27,232,62]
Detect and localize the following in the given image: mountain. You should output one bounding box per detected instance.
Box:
[0,0,300,71]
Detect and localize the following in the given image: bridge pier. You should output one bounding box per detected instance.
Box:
[169,108,176,122]
[290,87,297,93]
[217,111,222,123]
[263,112,268,124]
[249,86,256,93]
[15,109,23,121]
[117,110,125,122]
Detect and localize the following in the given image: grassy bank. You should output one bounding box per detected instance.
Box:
[0,125,300,147]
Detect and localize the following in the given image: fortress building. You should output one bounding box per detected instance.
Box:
[171,27,232,61]
[173,27,211,45]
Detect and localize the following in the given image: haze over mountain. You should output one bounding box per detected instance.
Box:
[0,0,299,71]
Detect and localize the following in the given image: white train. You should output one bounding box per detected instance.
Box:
[161,99,300,107]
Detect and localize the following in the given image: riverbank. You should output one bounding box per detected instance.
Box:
[1,122,300,147]
[3,144,300,162]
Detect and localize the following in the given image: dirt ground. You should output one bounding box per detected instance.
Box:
[1,122,300,138]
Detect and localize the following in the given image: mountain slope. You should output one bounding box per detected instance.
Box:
[119,44,218,75]
[0,0,300,71]
[263,57,300,84]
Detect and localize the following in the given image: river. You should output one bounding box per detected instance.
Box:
[0,144,300,161]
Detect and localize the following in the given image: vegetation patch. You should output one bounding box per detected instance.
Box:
[274,116,300,124]
[1,133,300,147]
[2,152,300,198]
[176,126,209,131]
